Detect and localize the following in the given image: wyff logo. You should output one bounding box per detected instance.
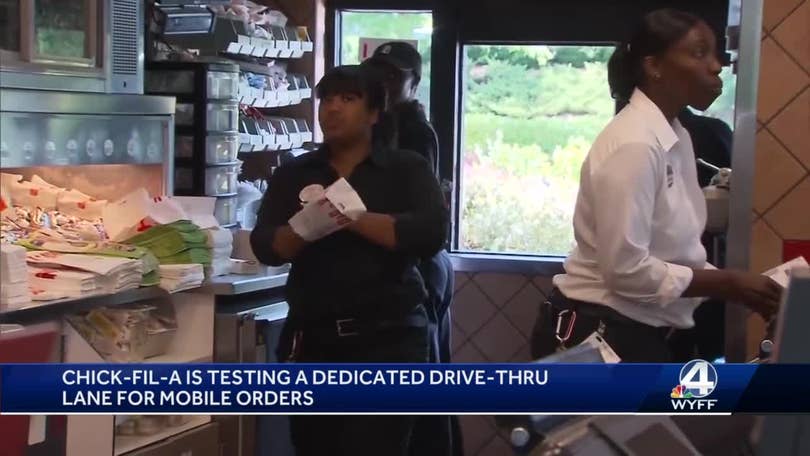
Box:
[670,359,718,411]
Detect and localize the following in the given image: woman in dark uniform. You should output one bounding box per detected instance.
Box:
[250,65,447,455]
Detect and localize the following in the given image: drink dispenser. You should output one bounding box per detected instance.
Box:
[698,158,731,234]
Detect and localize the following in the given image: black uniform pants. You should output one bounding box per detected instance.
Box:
[530,289,674,363]
[284,322,429,456]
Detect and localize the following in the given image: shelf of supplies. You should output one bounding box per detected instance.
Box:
[0,287,168,324]
[166,17,312,60]
[63,290,215,365]
[114,415,211,456]
[238,132,311,153]
[237,84,310,108]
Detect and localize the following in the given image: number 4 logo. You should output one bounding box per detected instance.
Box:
[679,360,718,398]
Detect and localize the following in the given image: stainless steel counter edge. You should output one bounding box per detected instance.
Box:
[202,272,289,295]
[0,88,176,115]
[0,286,170,324]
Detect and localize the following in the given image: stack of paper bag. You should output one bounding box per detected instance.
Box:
[1,244,31,308]
[125,221,212,266]
[159,264,204,293]
[205,227,233,277]
[16,236,159,287]
[26,251,142,299]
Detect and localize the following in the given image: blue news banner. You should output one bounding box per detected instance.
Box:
[1,362,808,414]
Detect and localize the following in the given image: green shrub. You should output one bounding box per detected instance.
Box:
[459,138,589,255]
[464,113,609,151]
[465,61,613,119]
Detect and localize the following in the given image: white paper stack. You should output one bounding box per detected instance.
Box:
[28,266,101,299]
[26,251,143,299]
[101,268,145,294]
[1,244,31,308]
[205,227,233,277]
[159,264,204,293]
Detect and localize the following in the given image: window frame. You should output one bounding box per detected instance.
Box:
[1,0,103,75]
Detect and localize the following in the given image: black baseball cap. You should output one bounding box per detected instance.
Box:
[366,41,422,80]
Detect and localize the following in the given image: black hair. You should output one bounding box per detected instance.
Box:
[315,65,386,112]
[315,65,395,147]
[608,8,702,103]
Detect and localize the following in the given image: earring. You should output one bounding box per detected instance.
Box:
[654,73,662,80]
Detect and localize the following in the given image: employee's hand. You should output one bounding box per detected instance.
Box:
[326,202,353,228]
[727,271,783,319]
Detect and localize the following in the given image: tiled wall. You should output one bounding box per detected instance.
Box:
[450,272,554,454]
[749,0,809,354]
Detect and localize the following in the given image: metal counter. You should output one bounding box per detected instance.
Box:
[203,272,288,296]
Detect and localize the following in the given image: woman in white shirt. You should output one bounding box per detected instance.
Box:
[531,9,781,362]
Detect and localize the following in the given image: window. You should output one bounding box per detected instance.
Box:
[0,0,100,69]
[457,44,615,256]
[34,0,95,62]
[336,10,432,112]
[456,44,738,258]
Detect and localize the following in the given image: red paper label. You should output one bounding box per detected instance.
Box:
[136,218,154,232]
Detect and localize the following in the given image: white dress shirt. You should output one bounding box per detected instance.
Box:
[553,89,712,329]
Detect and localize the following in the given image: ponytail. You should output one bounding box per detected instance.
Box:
[607,44,638,104]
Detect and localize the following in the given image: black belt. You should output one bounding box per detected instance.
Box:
[548,288,672,340]
[290,312,428,338]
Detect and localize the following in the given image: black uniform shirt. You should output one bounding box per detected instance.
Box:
[679,109,733,187]
[392,100,440,177]
[250,144,447,322]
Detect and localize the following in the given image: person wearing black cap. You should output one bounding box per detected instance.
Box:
[364,42,460,456]
[364,41,439,174]
[250,65,447,455]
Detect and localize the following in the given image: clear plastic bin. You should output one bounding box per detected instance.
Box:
[175,136,194,158]
[207,102,238,132]
[207,71,239,99]
[175,103,195,126]
[215,196,238,226]
[205,164,239,195]
[206,134,239,164]
[146,70,194,94]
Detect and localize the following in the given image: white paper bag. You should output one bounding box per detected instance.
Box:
[57,189,107,220]
[171,196,219,229]
[763,256,810,288]
[103,189,188,241]
[9,180,59,210]
[1,173,21,212]
[289,178,366,241]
